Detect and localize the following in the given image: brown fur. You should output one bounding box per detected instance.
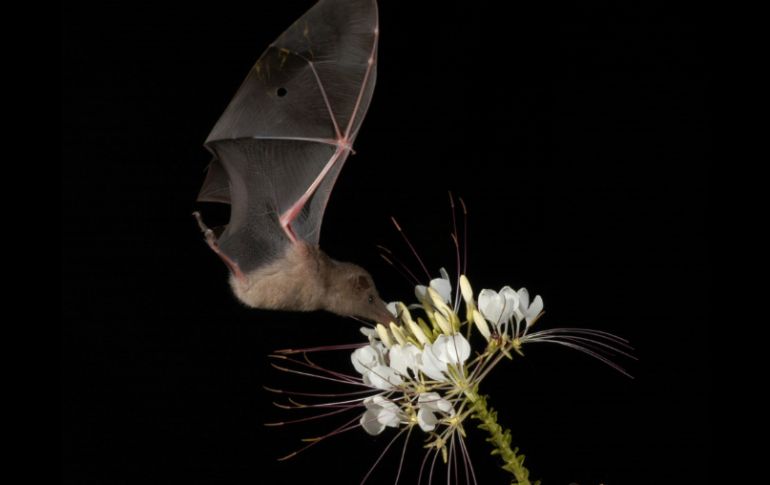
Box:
[230,242,392,323]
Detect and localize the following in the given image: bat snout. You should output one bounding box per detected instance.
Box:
[367,299,395,326]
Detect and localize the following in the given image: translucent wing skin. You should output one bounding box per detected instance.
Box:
[198,0,378,274]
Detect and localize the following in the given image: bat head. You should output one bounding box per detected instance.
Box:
[325,263,393,325]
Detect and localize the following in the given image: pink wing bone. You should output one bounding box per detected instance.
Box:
[279,146,349,243]
[277,13,379,244]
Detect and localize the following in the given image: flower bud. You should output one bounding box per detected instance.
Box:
[376,323,393,347]
[472,309,491,340]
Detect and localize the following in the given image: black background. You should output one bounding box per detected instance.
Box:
[63,1,709,484]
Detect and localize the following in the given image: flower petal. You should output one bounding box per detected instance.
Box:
[419,344,448,381]
[417,407,438,432]
[386,301,399,317]
[417,392,442,407]
[499,286,520,324]
[433,334,471,365]
[517,287,530,310]
[430,275,452,304]
[351,345,382,375]
[526,295,544,326]
[360,409,386,435]
[418,392,453,414]
[369,395,402,427]
[478,289,505,324]
[367,364,403,390]
[439,267,451,282]
[360,395,402,434]
[389,344,420,376]
[416,392,455,431]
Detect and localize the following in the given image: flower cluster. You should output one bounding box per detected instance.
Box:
[269,270,632,484]
[351,270,543,444]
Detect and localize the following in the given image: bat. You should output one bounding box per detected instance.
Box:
[193,0,393,325]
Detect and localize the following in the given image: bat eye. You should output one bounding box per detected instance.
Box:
[276,87,288,97]
[367,295,374,304]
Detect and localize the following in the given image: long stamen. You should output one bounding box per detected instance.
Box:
[277,413,363,461]
[533,334,637,360]
[393,425,414,485]
[449,192,462,312]
[266,401,362,426]
[448,432,458,485]
[523,337,633,378]
[271,354,361,384]
[527,327,634,348]
[264,386,376,399]
[427,444,441,485]
[360,426,410,485]
[273,393,374,410]
[270,361,363,387]
[458,433,478,485]
[524,328,637,359]
[459,197,468,276]
[379,248,422,287]
[391,216,431,280]
[274,343,367,354]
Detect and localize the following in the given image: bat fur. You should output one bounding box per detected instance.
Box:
[230,241,393,324]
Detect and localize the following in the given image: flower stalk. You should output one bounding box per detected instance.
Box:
[465,388,538,485]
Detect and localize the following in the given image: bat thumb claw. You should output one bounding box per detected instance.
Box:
[192,211,210,233]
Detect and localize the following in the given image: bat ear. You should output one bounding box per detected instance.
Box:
[353,274,371,291]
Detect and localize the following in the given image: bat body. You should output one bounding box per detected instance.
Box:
[195,0,391,324]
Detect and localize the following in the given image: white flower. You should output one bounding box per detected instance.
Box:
[513,288,544,327]
[351,343,385,375]
[419,343,449,381]
[415,267,452,304]
[416,392,456,432]
[360,395,403,435]
[433,334,471,365]
[388,343,421,377]
[478,286,519,329]
[418,334,471,381]
[352,343,403,390]
[366,365,403,390]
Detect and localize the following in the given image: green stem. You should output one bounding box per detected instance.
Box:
[465,389,539,485]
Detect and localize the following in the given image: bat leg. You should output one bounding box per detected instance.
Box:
[193,212,248,285]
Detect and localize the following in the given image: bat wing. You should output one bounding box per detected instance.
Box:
[198,0,378,275]
[197,158,230,204]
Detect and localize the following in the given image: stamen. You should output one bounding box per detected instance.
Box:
[392,216,431,280]
[360,427,410,485]
[378,244,421,286]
